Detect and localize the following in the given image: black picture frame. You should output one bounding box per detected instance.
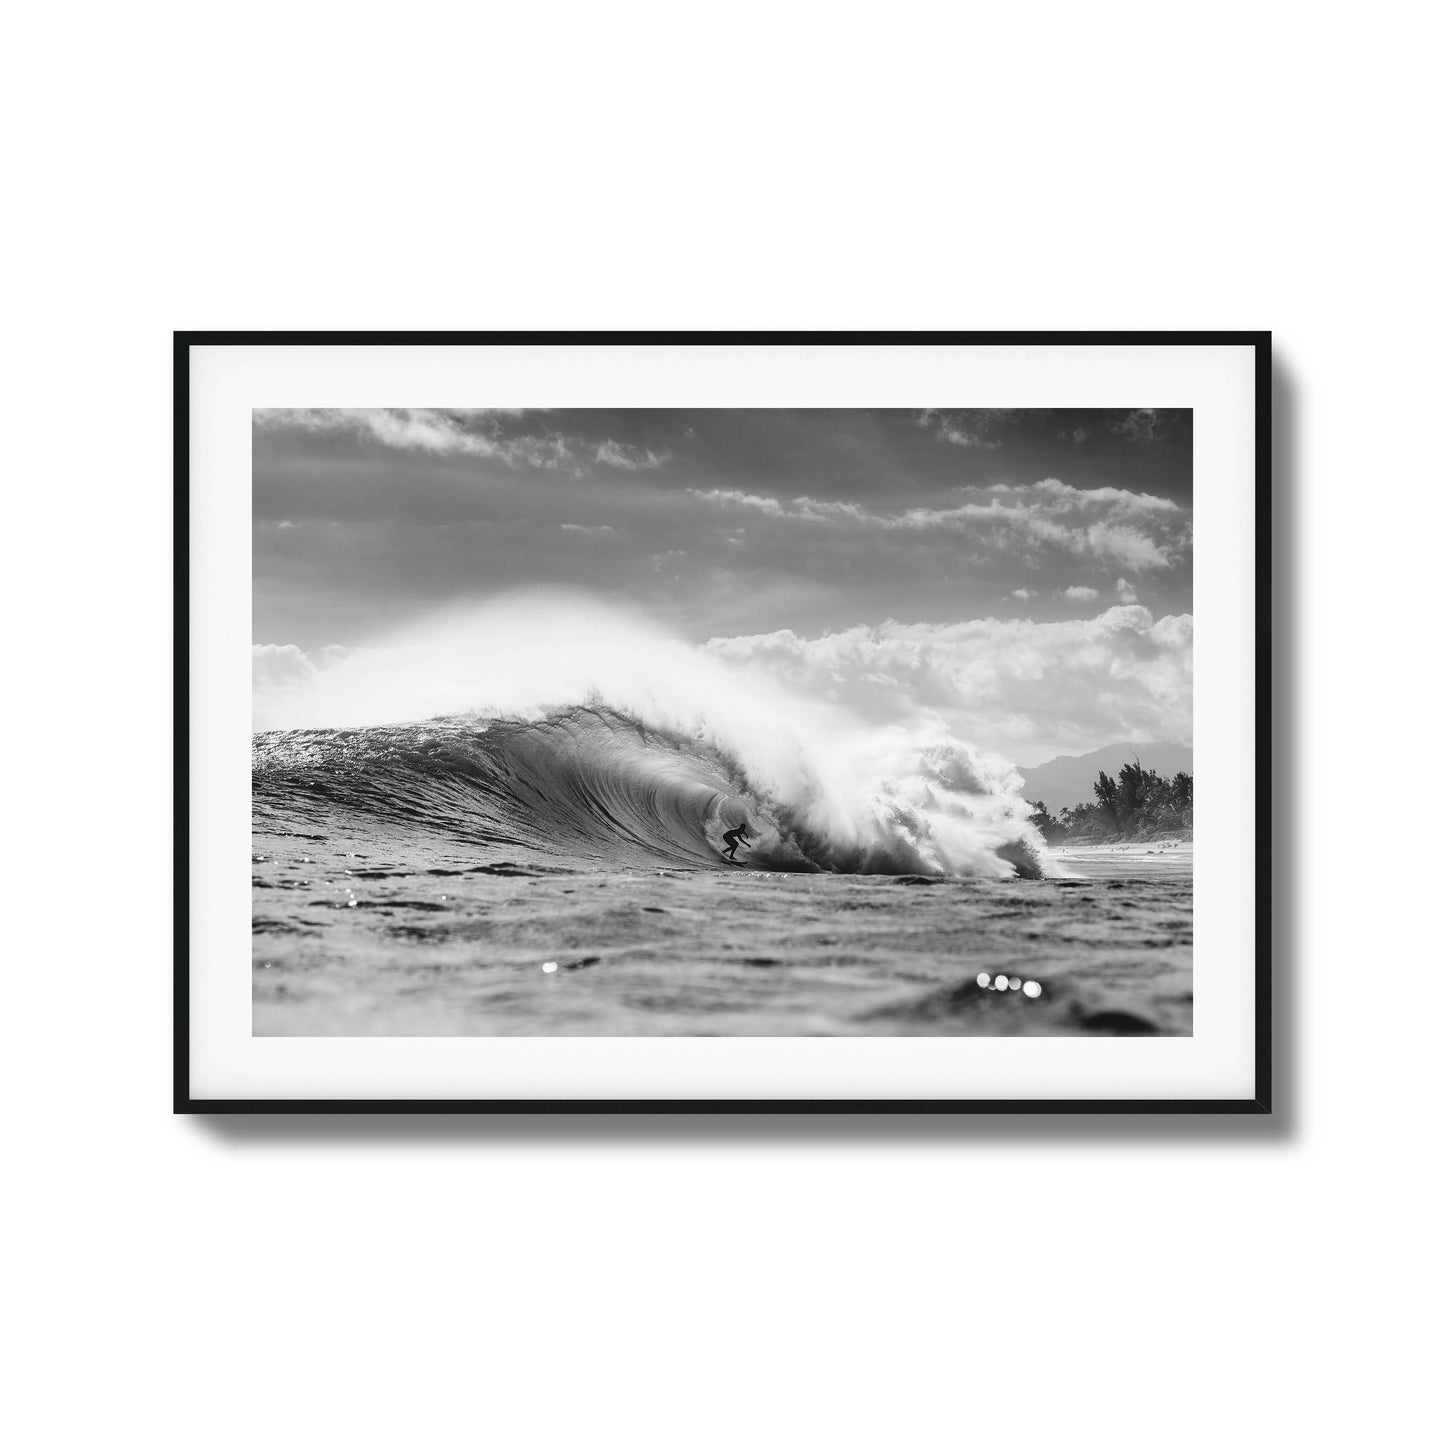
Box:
[177,330,1271,1115]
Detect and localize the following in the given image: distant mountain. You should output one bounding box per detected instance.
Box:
[1018,742,1193,813]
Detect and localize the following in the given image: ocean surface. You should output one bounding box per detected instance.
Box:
[252,709,1192,1036]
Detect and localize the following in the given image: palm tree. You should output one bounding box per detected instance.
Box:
[1093,770,1120,832]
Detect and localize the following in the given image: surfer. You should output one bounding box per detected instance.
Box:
[721,823,753,861]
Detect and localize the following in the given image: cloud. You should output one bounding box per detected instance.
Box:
[705,606,1192,762]
[1027,476,1178,515]
[1062,585,1100,601]
[688,488,786,516]
[255,408,573,468]
[1063,426,1088,443]
[918,408,1002,449]
[1116,577,1138,604]
[1011,588,1037,601]
[689,477,1185,570]
[687,489,873,526]
[253,643,353,727]
[1111,408,1164,443]
[253,642,317,693]
[1083,521,1171,570]
[560,523,616,537]
[595,439,668,470]
[786,497,872,523]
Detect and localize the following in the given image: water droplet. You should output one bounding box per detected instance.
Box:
[541,961,558,974]
[1023,980,1042,999]
[994,976,1010,991]
[346,899,357,908]
[1009,976,1021,991]
[976,972,991,988]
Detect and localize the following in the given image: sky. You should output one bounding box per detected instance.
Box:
[254,408,1192,765]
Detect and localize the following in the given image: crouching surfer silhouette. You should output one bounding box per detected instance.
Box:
[721,822,753,862]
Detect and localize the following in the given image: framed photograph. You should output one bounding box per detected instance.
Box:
[179,332,1269,1113]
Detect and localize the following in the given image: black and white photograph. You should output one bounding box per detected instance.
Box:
[251,401,1196,1038]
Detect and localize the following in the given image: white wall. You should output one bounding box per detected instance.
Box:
[7,4,1435,1442]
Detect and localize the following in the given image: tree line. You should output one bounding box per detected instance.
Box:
[1027,761,1192,843]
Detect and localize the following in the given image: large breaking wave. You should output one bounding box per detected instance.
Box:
[252,594,1048,878]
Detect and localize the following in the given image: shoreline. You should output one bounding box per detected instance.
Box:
[1049,834,1192,851]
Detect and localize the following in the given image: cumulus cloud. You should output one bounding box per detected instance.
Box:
[1062,585,1100,601]
[254,643,353,728]
[1083,521,1171,569]
[253,642,316,693]
[1116,577,1138,604]
[689,476,1186,570]
[560,523,616,537]
[1011,588,1037,600]
[705,607,1192,763]
[255,408,573,468]
[595,439,668,470]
